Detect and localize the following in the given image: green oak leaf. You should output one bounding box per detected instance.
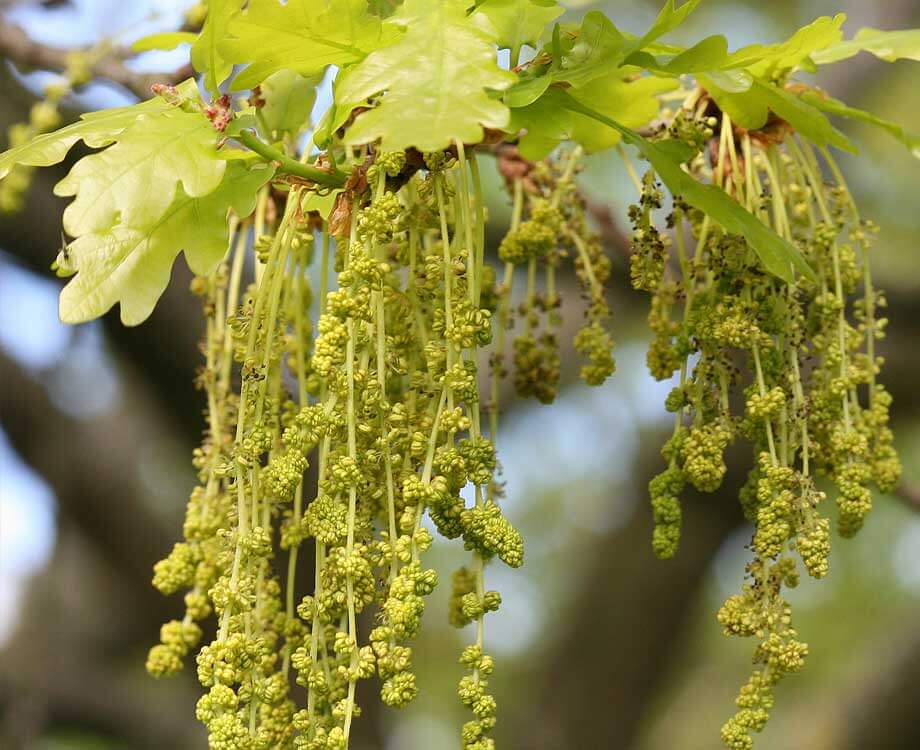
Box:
[635,0,703,51]
[221,0,394,91]
[558,92,816,284]
[734,13,846,76]
[751,82,854,151]
[553,11,630,89]
[131,31,197,52]
[704,68,753,93]
[701,77,854,152]
[59,162,274,326]
[510,76,677,159]
[54,108,226,237]
[800,91,920,159]
[192,0,242,95]
[812,27,920,65]
[339,0,515,152]
[0,80,201,179]
[698,73,768,126]
[634,15,846,84]
[473,0,564,56]
[507,89,571,159]
[507,1,701,104]
[259,70,320,137]
[626,34,730,75]
[302,188,343,222]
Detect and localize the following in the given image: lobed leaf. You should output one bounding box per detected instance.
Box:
[701,76,855,152]
[192,0,242,95]
[734,13,846,76]
[509,77,677,159]
[221,0,394,91]
[59,162,274,326]
[812,27,920,65]
[630,34,731,75]
[506,1,701,105]
[0,81,200,179]
[633,15,847,82]
[338,0,515,152]
[54,108,226,236]
[259,70,320,136]
[636,0,703,51]
[473,0,564,57]
[800,91,920,159]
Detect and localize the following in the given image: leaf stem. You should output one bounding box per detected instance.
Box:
[238,130,348,188]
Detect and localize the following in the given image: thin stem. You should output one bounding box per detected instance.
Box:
[238,130,348,188]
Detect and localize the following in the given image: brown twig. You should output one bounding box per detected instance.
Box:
[0,20,190,99]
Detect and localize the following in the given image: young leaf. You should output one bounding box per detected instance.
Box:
[259,70,320,136]
[750,81,854,151]
[558,92,816,284]
[54,108,226,237]
[509,77,676,159]
[800,91,920,158]
[192,0,242,95]
[627,34,730,75]
[553,11,631,88]
[59,162,274,326]
[338,0,515,152]
[511,2,701,100]
[737,13,846,76]
[221,0,394,91]
[472,0,564,58]
[635,0,703,51]
[812,27,920,65]
[131,31,197,53]
[704,69,753,93]
[0,82,200,179]
[701,76,854,152]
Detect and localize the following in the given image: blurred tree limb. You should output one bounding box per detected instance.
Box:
[0,19,191,98]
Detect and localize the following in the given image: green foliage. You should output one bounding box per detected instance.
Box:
[812,26,920,65]
[738,13,846,76]
[626,34,730,75]
[0,81,199,178]
[59,162,273,325]
[221,0,393,90]
[192,0,241,95]
[559,93,815,283]
[337,0,515,151]
[509,77,677,158]
[54,107,226,236]
[258,70,319,136]
[800,91,920,158]
[0,3,916,749]
[702,78,854,151]
[131,31,197,52]
[472,0,564,55]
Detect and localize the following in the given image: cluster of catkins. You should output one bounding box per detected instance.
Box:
[147,143,615,749]
[494,149,615,409]
[629,98,900,749]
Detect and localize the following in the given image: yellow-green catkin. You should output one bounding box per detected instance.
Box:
[627,92,899,750]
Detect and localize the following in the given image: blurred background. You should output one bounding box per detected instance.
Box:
[0,1,919,748]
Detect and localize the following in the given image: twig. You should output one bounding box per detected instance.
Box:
[237,130,349,188]
[0,20,190,98]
